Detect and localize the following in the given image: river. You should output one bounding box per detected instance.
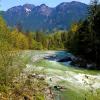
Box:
[20,50,100,100]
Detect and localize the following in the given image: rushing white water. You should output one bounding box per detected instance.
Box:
[21,50,100,100]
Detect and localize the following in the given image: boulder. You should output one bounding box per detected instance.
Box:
[44,55,58,61]
[58,56,72,62]
[86,63,97,70]
[70,57,87,68]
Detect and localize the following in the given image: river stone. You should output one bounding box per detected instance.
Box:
[44,55,59,61]
[58,56,72,62]
[87,63,97,70]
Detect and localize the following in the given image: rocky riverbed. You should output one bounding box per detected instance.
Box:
[19,50,100,100]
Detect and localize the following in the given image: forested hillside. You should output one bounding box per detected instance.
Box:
[0,0,100,99]
[0,0,100,69]
[0,16,49,99]
[65,0,100,69]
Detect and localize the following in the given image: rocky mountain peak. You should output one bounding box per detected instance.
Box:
[3,1,88,31]
[23,4,35,9]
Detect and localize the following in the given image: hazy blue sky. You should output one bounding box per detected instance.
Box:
[0,0,90,11]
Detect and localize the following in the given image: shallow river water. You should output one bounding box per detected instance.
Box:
[20,50,100,100]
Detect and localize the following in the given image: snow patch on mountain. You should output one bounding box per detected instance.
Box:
[25,7,31,15]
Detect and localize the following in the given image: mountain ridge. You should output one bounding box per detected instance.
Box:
[1,1,88,31]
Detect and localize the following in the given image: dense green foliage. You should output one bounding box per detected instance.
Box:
[65,0,100,69]
[0,0,100,99]
[32,31,66,50]
[0,17,48,99]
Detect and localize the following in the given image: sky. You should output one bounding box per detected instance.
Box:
[0,0,90,11]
